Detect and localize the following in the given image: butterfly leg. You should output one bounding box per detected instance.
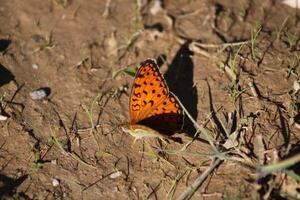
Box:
[159,137,169,145]
[131,137,138,148]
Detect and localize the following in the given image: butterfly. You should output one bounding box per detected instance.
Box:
[122,58,184,143]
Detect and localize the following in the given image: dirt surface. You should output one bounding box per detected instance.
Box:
[0,0,300,199]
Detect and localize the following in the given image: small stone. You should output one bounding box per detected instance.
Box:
[51,159,57,165]
[0,114,8,121]
[30,87,51,100]
[32,64,39,69]
[282,0,300,8]
[90,68,98,72]
[109,171,122,179]
[150,0,162,15]
[293,80,300,93]
[52,178,60,187]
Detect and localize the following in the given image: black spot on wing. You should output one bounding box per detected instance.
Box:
[149,100,154,106]
[142,100,147,106]
[134,83,141,88]
[133,92,141,98]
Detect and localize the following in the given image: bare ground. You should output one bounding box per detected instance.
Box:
[0,0,300,199]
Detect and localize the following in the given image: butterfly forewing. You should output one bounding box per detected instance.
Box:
[129,59,184,135]
[129,59,168,123]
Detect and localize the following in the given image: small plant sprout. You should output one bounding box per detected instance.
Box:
[250,26,261,60]
[33,31,55,53]
[282,30,299,50]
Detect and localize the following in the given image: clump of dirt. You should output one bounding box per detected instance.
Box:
[0,0,299,199]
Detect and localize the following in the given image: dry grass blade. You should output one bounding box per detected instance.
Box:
[171,88,225,200]
[176,159,222,200]
[260,153,300,177]
[172,94,219,154]
[192,40,250,49]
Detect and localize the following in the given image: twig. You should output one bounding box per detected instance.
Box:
[192,40,250,49]
[102,0,111,18]
[260,153,300,177]
[248,79,261,98]
[176,158,222,200]
[171,92,219,154]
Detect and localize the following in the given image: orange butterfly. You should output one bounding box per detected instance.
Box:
[122,58,184,143]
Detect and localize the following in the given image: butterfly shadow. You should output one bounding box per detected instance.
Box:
[0,64,14,87]
[160,41,198,137]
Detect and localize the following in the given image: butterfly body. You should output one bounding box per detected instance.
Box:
[123,58,184,143]
[121,124,168,143]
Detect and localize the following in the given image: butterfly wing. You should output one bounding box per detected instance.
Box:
[129,59,184,135]
[129,59,168,124]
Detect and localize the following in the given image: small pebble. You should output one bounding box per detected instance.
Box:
[293,80,300,93]
[150,0,162,15]
[90,68,98,72]
[0,114,8,121]
[52,178,60,187]
[51,159,57,165]
[32,64,39,69]
[30,87,51,100]
[109,171,122,179]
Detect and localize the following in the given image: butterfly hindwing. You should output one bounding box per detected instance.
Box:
[139,92,184,135]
